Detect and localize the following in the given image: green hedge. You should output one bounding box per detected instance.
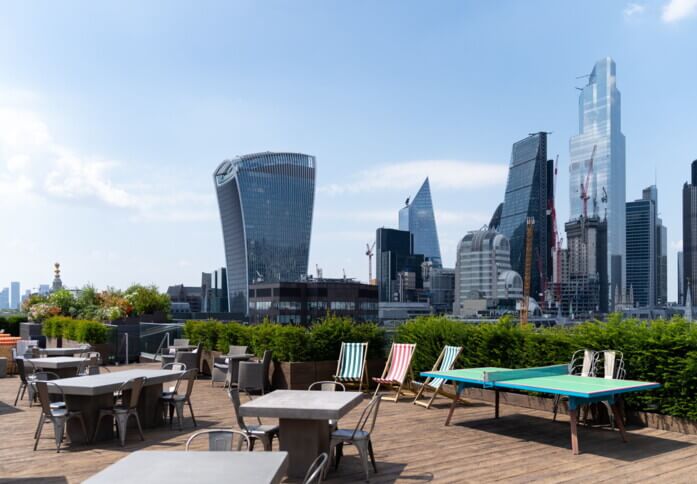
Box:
[0,315,27,336]
[42,316,112,345]
[395,315,697,420]
[183,316,386,362]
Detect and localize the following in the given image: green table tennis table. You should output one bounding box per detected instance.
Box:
[420,364,660,454]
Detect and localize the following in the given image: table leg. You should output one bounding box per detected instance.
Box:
[139,384,164,428]
[279,418,330,479]
[610,402,628,442]
[568,408,580,455]
[495,390,500,419]
[445,383,464,426]
[65,393,115,442]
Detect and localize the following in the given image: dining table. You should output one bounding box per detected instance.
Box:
[24,357,88,378]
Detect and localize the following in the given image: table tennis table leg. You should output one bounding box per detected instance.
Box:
[610,402,628,442]
[494,390,500,419]
[568,408,580,455]
[445,383,464,426]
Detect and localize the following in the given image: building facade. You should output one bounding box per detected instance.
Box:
[399,178,442,267]
[10,282,19,310]
[683,161,697,308]
[422,262,455,314]
[498,132,553,302]
[214,152,316,315]
[626,196,656,307]
[453,228,522,317]
[678,251,684,305]
[0,288,8,309]
[569,57,626,307]
[248,280,378,325]
[376,228,425,302]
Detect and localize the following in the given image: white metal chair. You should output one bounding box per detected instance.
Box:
[33,381,88,452]
[553,349,597,421]
[330,395,381,482]
[93,377,146,446]
[303,452,329,484]
[185,429,250,451]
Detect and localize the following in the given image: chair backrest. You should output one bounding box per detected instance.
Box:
[308,381,346,392]
[173,339,190,347]
[383,343,417,382]
[261,350,272,388]
[336,342,368,379]
[303,452,329,484]
[569,349,596,377]
[351,395,381,439]
[426,345,463,390]
[178,369,197,398]
[238,361,264,392]
[185,429,250,451]
[227,388,248,431]
[15,357,29,384]
[228,345,248,356]
[35,381,64,415]
[119,377,146,409]
[162,362,187,371]
[602,350,625,380]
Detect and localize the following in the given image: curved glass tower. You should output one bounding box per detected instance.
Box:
[214,152,316,315]
[399,178,442,267]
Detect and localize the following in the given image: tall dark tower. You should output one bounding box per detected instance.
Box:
[683,160,697,309]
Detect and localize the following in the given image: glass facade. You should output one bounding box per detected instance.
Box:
[626,199,656,307]
[682,161,697,307]
[376,228,424,302]
[399,178,442,267]
[498,132,552,300]
[569,57,626,305]
[214,152,316,315]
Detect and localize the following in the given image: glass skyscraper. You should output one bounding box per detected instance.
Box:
[499,132,553,301]
[626,197,656,307]
[214,152,316,315]
[399,178,442,268]
[569,57,626,306]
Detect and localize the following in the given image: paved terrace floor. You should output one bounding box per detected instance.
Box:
[1,363,697,483]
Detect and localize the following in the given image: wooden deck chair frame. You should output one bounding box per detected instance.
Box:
[372,343,417,403]
[413,345,463,409]
[334,342,369,392]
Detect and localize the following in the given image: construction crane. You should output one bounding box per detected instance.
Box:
[580,145,597,219]
[521,217,535,327]
[365,241,375,283]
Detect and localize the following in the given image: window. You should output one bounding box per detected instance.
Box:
[330,301,355,310]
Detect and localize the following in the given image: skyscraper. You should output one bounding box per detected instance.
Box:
[214,152,316,315]
[682,160,697,307]
[678,251,685,305]
[376,228,425,302]
[570,57,626,307]
[499,132,553,301]
[10,282,20,310]
[0,288,8,309]
[643,186,669,306]
[399,178,442,268]
[626,195,656,307]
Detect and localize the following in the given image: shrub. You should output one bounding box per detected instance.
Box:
[124,284,171,316]
[42,316,112,345]
[184,320,223,351]
[217,321,253,352]
[310,316,386,361]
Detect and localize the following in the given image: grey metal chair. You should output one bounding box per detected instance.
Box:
[185,429,250,451]
[309,381,345,432]
[238,360,265,395]
[161,368,197,430]
[228,388,279,451]
[160,363,187,402]
[212,345,249,388]
[77,352,105,376]
[93,377,146,446]
[14,357,34,406]
[303,452,329,484]
[33,381,88,452]
[331,395,381,482]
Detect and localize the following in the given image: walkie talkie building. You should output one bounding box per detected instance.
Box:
[214,152,316,316]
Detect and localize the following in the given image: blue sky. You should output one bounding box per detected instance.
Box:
[1,0,695,301]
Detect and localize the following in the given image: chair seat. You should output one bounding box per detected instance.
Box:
[50,401,67,410]
[331,428,370,442]
[334,375,361,381]
[112,405,132,414]
[50,408,69,418]
[247,424,279,436]
[160,392,176,400]
[213,362,229,370]
[372,377,399,385]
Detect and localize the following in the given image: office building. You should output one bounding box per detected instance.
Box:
[642,186,668,305]
[0,288,8,309]
[10,282,19,310]
[498,132,553,302]
[570,57,626,306]
[376,228,425,303]
[38,284,50,296]
[248,279,378,325]
[453,228,522,317]
[626,195,656,307]
[201,268,229,313]
[214,152,316,315]
[678,251,684,305]
[422,262,455,314]
[683,161,697,308]
[166,284,203,313]
[399,178,442,267]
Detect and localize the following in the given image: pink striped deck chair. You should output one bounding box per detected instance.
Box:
[372,343,416,402]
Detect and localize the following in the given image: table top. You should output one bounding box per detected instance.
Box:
[25,357,87,369]
[421,365,661,399]
[240,389,364,420]
[84,451,288,484]
[47,369,184,396]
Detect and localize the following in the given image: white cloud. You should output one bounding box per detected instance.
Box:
[662,0,697,22]
[624,2,646,17]
[672,239,683,251]
[319,160,507,195]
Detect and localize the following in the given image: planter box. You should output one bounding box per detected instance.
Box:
[46,336,63,349]
[272,358,386,390]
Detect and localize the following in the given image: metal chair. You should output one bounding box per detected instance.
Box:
[33,381,88,452]
[14,357,34,406]
[599,350,626,428]
[161,368,198,430]
[93,377,146,446]
[185,429,250,451]
[212,345,249,388]
[303,452,329,484]
[309,381,345,432]
[331,395,381,482]
[238,360,265,395]
[228,388,279,451]
[174,343,202,375]
[553,349,597,421]
[160,363,187,400]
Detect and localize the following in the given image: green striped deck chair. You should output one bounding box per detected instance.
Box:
[333,342,369,392]
[413,345,463,409]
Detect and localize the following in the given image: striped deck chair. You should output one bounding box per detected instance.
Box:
[413,345,463,409]
[333,342,369,392]
[372,343,417,402]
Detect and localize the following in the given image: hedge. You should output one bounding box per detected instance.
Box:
[183,316,387,362]
[0,315,27,336]
[42,316,112,345]
[395,314,697,420]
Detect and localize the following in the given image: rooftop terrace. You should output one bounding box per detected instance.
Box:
[1,363,696,483]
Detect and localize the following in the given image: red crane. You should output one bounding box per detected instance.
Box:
[580,145,597,218]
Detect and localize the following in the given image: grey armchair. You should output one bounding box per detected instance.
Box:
[174,343,203,375]
[212,345,250,388]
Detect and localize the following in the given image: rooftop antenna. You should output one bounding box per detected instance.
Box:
[405,197,410,206]
[365,241,376,282]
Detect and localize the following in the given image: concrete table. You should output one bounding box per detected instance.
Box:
[40,347,87,357]
[240,389,363,478]
[48,369,184,442]
[84,451,289,484]
[25,357,88,378]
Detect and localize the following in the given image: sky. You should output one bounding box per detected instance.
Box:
[1,0,696,301]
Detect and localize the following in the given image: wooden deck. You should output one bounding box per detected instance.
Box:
[1,362,697,483]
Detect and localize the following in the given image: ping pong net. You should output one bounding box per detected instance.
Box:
[481,365,569,383]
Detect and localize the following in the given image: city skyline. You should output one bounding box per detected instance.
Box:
[1,1,696,302]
